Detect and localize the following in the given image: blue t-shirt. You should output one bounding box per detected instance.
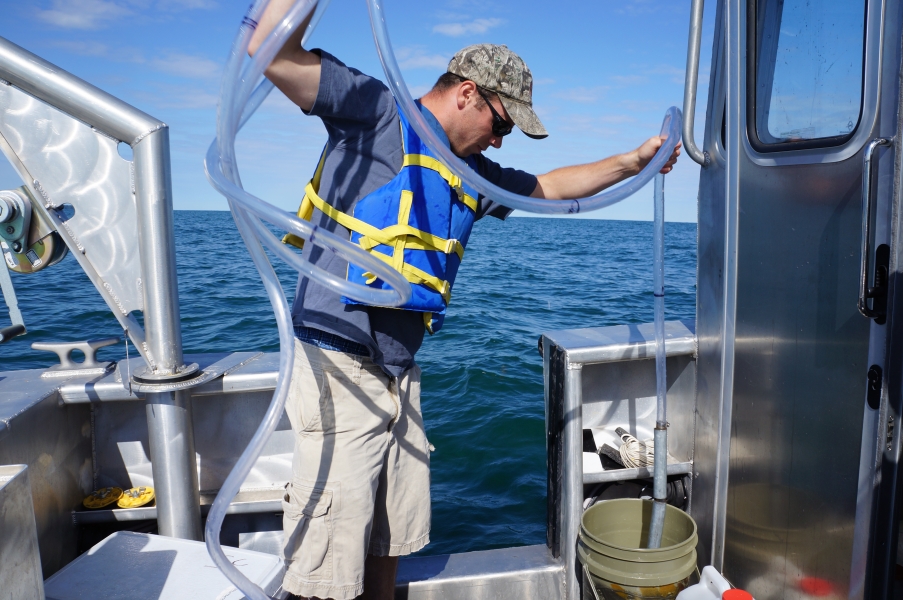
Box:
[291,51,538,377]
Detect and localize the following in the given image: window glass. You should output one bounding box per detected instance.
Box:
[754,0,866,145]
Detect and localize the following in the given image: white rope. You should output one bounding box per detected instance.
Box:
[618,431,655,468]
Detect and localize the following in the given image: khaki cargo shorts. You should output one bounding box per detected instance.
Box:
[281,339,431,600]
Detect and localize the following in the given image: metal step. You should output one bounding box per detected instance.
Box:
[583,461,693,484]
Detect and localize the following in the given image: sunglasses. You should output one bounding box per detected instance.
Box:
[476,88,514,137]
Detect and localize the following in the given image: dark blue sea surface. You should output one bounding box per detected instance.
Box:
[1,212,696,555]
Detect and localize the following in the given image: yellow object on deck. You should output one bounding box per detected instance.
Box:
[117,487,156,509]
[82,487,123,509]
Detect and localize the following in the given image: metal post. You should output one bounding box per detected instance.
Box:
[133,129,202,540]
[0,35,202,540]
[562,362,583,599]
[132,130,183,375]
[146,390,202,540]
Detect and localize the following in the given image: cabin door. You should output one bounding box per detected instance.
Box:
[692,0,903,597]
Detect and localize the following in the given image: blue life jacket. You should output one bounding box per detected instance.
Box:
[283,103,480,334]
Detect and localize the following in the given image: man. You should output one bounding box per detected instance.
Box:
[249,3,680,599]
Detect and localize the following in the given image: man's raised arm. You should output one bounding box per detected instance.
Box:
[247,0,322,112]
[531,137,681,199]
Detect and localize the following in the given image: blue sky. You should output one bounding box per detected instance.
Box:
[0,0,716,222]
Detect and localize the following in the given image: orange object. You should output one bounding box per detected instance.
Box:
[799,577,834,596]
[722,590,753,600]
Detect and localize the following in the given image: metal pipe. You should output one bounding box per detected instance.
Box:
[682,0,709,166]
[0,35,201,540]
[132,113,201,541]
[0,37,161,144]
[132,130,183,374]
[562,363,583,599]
[647,173,668,548]
[146,389,202,540]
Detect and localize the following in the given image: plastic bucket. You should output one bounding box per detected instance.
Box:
[578,499,698,600]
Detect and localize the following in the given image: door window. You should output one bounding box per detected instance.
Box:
[750,0,867,150]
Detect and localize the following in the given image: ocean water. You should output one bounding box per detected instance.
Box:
[1,211,697,556]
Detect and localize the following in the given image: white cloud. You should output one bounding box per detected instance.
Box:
[137,84,220,110]
[646,65,685,85]
[616,0,663,16]
[432,18,504,37]
[553,86,609,104]
[598,114,638,124]
[51,40,111,57]
[34,0,217,29]
[150,53,221,80]
[35,0,132,29]
[51,40,146,63]
[619,99,667,113]
[395,46,449,70]
[611,75,648,86]
[156,0,217,9]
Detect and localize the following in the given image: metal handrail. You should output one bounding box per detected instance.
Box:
[682,0,709,166]
[858,137,893,319]
[0,36,202,541]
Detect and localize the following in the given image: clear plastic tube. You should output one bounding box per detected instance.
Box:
[366,0,682,214]
[367,0,681,548]
[206,0,683,596]
[203,2,410,599]
[365,0,682,548]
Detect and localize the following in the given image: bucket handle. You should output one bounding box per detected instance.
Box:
[583,563,603,600]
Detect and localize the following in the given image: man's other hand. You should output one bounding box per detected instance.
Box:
[634,136,682,175]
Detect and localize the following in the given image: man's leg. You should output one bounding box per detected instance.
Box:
[282,340,398,600]
[366,364,431,594]
[361,554,399,599]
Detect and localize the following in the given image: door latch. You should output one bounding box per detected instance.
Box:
[862,244,890,324]
[867,364,882,410]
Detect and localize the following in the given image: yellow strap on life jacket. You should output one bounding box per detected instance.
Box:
[355,226,464,261]
[303,184,456,303]
[303,184,464,259]
[402,154,478,212]
[282,146,329,249]
[283,142,468,308]
[423,312,434,335]
[365,248,452,303]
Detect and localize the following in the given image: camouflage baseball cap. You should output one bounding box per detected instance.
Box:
[447,44,548,139]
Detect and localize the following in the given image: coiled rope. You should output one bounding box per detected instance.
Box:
[618,430,655,468]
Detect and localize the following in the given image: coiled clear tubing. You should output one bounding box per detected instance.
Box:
[366,0,682,214]
[204,1,412,599]
[205,0,682,597]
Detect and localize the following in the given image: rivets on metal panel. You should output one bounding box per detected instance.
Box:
[32,180,53,208]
